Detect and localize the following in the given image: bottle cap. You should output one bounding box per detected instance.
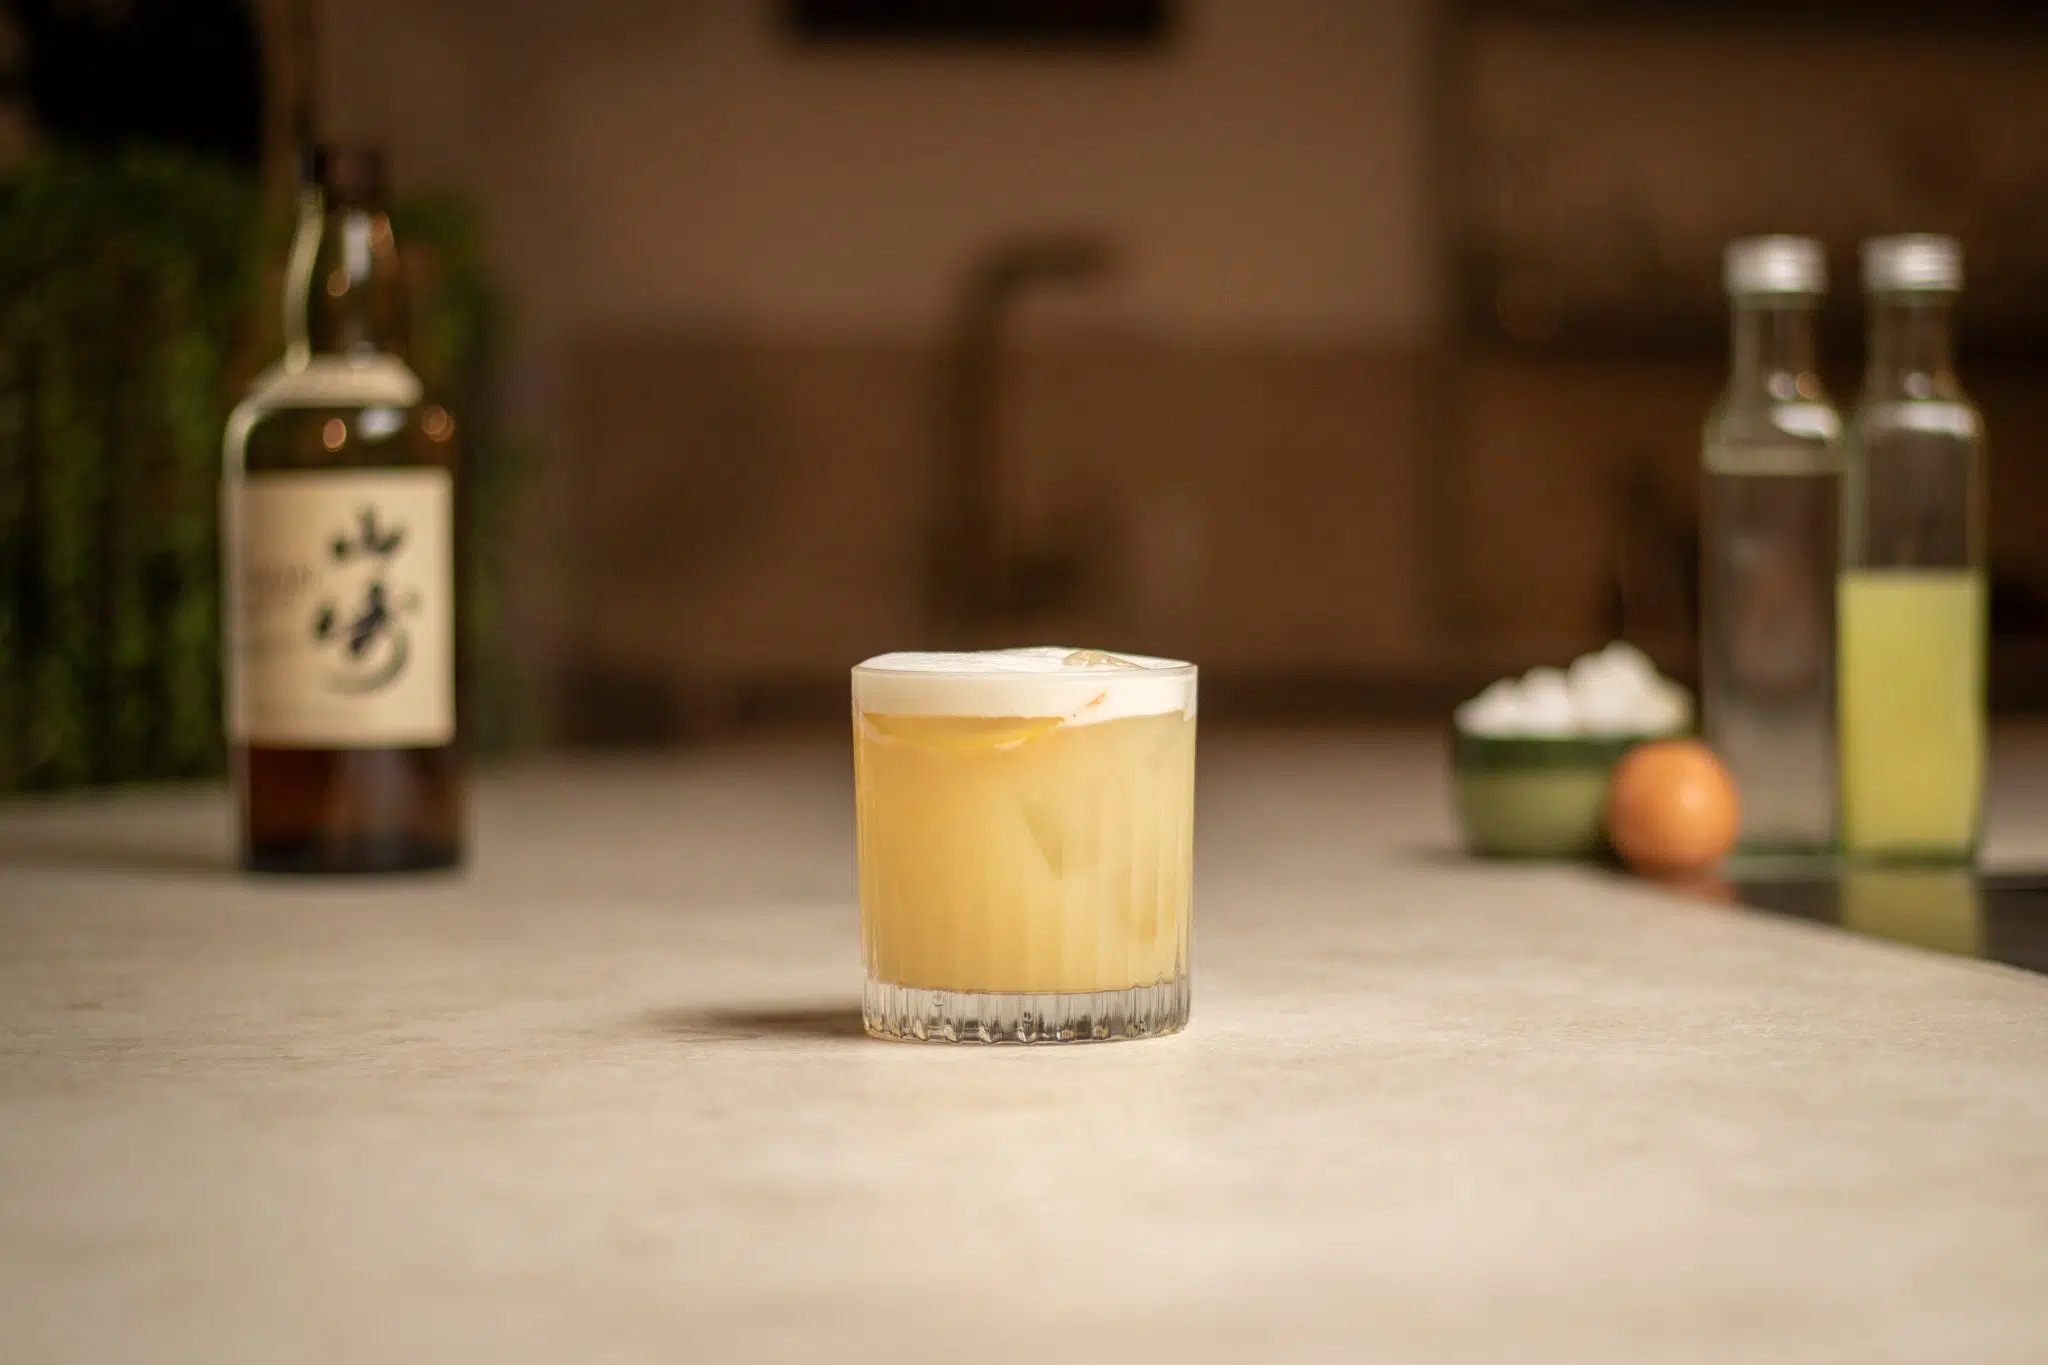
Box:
[1724,236,1825,297]
[1863,235,1962,293]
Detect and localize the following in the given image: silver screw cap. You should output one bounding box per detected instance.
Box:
[1724,235,1826,297]
[1863,234,1962,293]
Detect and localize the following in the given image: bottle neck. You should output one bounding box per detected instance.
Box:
[283,187,409,367]
[1729,298,1820,401]
[1863,293,1959,398]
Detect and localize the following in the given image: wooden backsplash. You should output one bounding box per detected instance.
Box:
[514,333,2048,738]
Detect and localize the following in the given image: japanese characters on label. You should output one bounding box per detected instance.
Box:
[226,469,454,747]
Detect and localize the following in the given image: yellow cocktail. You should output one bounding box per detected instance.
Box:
[853,648,1196,1043]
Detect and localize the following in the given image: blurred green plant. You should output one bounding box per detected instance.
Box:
[0,148,533,792]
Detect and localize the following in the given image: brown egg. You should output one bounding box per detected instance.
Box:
[1607,740,1740,876]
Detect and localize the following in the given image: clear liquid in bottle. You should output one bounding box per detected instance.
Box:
[1701,447,1839,852]
[1700,237,1842,856]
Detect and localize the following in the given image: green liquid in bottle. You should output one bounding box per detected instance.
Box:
[1837,568,1984,860]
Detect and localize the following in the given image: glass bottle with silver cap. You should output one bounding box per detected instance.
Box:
[1700,235,1842,856]
[1838,234,1986,862]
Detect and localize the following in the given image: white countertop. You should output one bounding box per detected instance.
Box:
[3,732,2047,1364]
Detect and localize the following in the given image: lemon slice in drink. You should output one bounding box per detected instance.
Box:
[859,714,1065,753]
[1062,648,1146,670]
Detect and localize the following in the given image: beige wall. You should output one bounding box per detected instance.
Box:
[320,0,1437,387]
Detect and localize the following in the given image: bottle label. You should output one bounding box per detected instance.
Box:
[226,469,454,747]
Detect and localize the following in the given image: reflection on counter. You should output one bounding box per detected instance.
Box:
[1839,869,1982,959]
[1733,870,2048,973]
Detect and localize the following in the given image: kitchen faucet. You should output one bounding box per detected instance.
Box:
[932,232,1119,636]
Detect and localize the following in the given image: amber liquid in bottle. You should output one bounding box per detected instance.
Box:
[223,146,464,873]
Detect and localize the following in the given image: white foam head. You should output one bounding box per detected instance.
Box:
[853,647,1196,724]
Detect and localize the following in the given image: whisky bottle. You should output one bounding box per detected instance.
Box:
[223,145,464,872]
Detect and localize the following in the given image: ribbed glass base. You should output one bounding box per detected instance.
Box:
[862,976,1188,1044]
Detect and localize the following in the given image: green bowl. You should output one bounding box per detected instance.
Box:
[1450,728,1676,860]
